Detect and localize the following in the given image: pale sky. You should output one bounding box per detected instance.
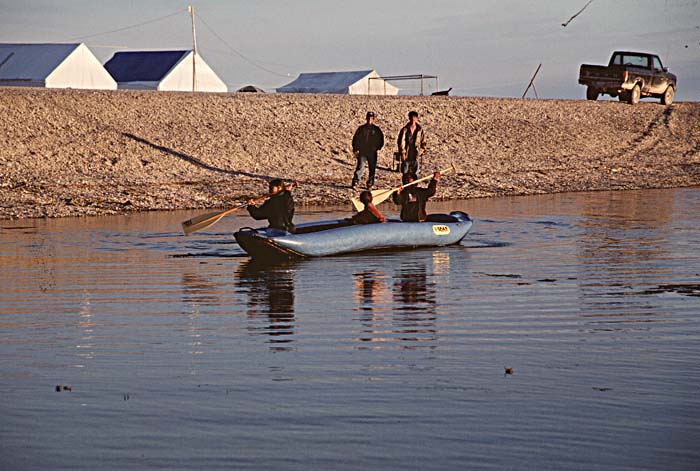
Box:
[1,0,699,100]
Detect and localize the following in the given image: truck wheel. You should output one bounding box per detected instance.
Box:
[586,87,598,101]
[661,86,674,105]
[628,84,641,105]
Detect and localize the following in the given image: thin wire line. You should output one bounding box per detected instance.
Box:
[195,11,291,78]
[56,9,185,43]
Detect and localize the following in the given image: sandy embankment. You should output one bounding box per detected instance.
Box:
[0,88,699,219]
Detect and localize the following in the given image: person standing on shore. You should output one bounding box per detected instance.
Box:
[396,111,426,177]
[391,171,440,222]
[247,178,295,232]
[351,111,384,190]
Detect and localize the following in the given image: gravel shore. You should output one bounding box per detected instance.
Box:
[1,88,699,219]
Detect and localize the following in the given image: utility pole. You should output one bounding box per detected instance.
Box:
[188,5,197,92]
[522,63,542,99]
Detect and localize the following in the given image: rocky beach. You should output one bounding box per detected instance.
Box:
[1,87,698,219]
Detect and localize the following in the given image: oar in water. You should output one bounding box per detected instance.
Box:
[351,163,457,211]
[181,194,268,236]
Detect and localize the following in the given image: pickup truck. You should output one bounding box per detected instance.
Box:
[578,51,677,105]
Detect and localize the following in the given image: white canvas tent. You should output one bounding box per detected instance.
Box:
[104,50,227,93]
[0,43,117,90]
[277,70,399,95]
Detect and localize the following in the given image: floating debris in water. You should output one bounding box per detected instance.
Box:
[592,387,611,392]
[538,278,557,283]
[479,272,522,278]
[504,367,513,375]
[55,385,72,392]
[640,283,700,297]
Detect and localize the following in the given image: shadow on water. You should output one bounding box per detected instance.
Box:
[236,259,296,351]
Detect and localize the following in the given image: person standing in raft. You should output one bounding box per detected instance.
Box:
[351,111,384,190]
[247,178,295,232]
[392,171,440,222]
[351,190,385,225]
[396,111,426,178]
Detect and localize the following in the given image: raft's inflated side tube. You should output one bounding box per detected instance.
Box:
[234,212,473,260]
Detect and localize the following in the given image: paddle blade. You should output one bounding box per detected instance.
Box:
[351,188,397,211]
[182,211,227,236]
[369,188,397,206]
[181,203,248,235]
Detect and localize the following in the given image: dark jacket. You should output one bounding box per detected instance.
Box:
[391,179,437,222]
[351,203,385,225]
[247,190,295,232]
[352,123,384,156]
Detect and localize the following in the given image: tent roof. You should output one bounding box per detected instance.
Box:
[0,43,80,81]
[104,50,190,82]
[278,70,374,93]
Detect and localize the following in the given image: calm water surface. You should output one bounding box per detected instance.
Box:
[1,189,699,470]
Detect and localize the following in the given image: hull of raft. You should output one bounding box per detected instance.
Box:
[234,211,473,260]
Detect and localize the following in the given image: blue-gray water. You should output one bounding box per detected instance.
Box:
[1,188,699,470]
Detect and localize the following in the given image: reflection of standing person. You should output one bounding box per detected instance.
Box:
[351,111,384,190]
[354,271,381,311]
[397,111,426,177]
[246,179,295,232]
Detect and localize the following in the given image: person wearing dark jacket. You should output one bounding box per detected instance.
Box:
[351,111,384,190]
[247,179,295,232]
[391,171,440,222]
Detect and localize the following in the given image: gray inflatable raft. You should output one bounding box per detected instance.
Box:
[234,211,473,260]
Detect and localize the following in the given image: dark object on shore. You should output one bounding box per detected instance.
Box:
[237,85,266,93]
[504,367,513,375]
[431,87,452,96]
[234,211,473,261]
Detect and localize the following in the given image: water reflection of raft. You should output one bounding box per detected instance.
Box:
[234,211,473,260]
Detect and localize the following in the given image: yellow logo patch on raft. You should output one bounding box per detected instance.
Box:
[432,225,451,236]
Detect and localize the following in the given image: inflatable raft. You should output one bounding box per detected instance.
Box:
[234,211,473,260]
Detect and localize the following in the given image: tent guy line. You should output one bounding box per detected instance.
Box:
[55,9,184,43]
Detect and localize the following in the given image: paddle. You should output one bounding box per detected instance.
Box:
[351,163,457,211]
[181,181,298,235]
[181,194,269,236]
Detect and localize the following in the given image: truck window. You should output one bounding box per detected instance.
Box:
[652,56,663,70]
[621,54,650,68]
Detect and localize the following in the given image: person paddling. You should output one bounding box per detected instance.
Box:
[247,179,295,232]
[391,171,440,222]
[351,190,385,225]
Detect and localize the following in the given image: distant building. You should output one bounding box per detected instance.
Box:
[0,43,117,90]
[104,50,227,93]
[277,70,399,95]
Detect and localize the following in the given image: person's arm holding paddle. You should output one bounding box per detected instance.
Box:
[247,178,296,233]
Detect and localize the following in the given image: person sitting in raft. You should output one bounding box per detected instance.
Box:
[391,171,440,222]
[351,190,385,225]
[247,178,295,232]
